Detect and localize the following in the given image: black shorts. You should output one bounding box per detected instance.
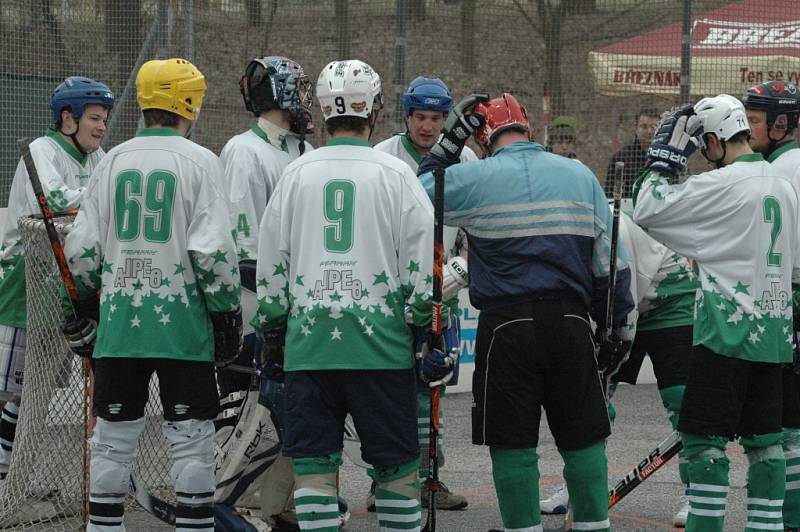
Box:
[613,325,692,388]
[783,368,800,428]
[678,345,782,438]
[93,357,219,422]
[283,369,418,468]
[471,298,610,451]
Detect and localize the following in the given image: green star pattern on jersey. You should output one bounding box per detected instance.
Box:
[694,283,793,364]
[637,254,699,332]
[253,260,432,371]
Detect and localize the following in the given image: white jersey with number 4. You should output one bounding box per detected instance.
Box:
[634,154,800,363]
[65,128,240,362]
[0,130,104,329]
[219,118,313,262]
[253,137,434,372]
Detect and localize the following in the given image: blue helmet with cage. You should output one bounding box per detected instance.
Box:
[402,77,453,116]
[50,76,115,127]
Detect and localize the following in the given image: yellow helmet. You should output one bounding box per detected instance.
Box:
[136,58,206,121]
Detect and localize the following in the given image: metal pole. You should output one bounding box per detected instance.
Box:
[679,0,692,104]
[185,0,195,63]
[394,0,408,134]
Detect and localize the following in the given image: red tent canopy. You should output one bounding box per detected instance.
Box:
[589,0,800,97]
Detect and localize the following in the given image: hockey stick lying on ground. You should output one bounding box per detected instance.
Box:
[17,138,94,525]
[607,430,683,508]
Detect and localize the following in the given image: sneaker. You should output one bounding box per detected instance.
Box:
[540,484,569,515]
[673,489,690,528]
[366,480,376,512]
[421,481,468,510]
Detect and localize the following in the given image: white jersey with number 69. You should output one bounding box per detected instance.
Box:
[634,154,800,364]
[65,128,240,362]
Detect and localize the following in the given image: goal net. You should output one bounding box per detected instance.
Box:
[0,215,173,530]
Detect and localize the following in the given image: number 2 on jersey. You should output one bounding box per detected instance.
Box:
[763,195,782,267]
[323,180,355,253]
[115,170,176,243]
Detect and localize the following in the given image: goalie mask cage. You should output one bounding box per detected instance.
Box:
[0,215,173,530]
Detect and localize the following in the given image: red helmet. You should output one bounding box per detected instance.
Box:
[474,93,531,153]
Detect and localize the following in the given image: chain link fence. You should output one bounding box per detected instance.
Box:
[4,0,799,206]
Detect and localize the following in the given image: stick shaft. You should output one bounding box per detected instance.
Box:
[605,161,624,336]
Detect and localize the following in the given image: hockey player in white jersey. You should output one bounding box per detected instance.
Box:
[743,79,800,532]
[217,55,317,530]
[373,76,470,512]
[62,58,241,532]
[634,95,800,532]
[252,59,437,532]
[0,76,113,480]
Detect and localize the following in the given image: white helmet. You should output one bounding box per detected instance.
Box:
[689,94,750,146]
[316,60,383,120]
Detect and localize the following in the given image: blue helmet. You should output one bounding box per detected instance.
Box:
[402,77,453,116]
[50,76,115,127]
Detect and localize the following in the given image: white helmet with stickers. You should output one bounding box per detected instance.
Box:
[688,94,750,147]
[316,59,383,121]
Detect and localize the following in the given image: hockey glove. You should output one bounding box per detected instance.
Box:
[61,316,97,358]
[211,308,243,368]
[430,93,490,162]
[416,332,458,388]
[596,330,632,381]
[646,104,698,178]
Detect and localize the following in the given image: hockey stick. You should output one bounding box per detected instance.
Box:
[608,430,683,508]
[600,161,625,396]
[423,166,446,532]
[17,137,94,526]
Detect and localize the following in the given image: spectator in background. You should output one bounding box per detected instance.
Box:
[605,106,660,197]
[547,115,578,159]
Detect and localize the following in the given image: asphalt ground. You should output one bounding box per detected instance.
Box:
[126,382,754,531]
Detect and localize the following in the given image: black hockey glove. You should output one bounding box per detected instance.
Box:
[646,104,698,178]
[61,316,97,358]
[429,93,490,162]
[415,330,458,388]
[596,329,632,382]
[255,327,286,368]
[211,308,243,368]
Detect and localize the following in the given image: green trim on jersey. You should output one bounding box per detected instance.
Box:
[400,134,423,164]
[326,137,372,148]
[768,140,799,163]
[250,123,289,153]
[694,288,793,363]
[46,128,87,166]
[0,253,27,328]
[136,127,184,137]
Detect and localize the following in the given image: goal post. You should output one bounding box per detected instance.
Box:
[0,215,172,530]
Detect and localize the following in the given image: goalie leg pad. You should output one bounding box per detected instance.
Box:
[784,429,800,528]
[0,325,26,398]
[372,459,421,531]
[741,433,785,530]
[489,447,540,530]
[162,419,215,532]
[683,433,729,532]
[89,417,145,531]
[560,439,610,531]
[292,452,341,532]
[0,400,19,473]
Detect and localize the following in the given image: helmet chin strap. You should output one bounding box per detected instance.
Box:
[63,122,89,155]
[701,137,727,169]
[765,125,789,158]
